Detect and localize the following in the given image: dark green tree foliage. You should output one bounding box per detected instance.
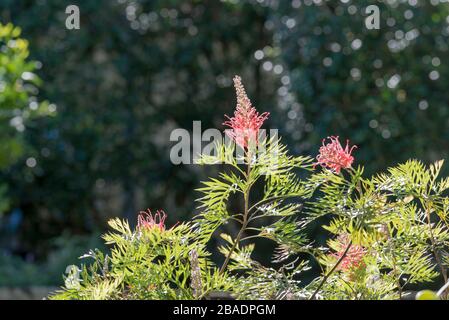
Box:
[1,0,449,279]
[0,1,273,244]
[273,1,449,171]
[0,22,51,216]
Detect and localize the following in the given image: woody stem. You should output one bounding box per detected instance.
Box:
[309,240,353,300]
[220,150,252,274]
[425,205,448,297]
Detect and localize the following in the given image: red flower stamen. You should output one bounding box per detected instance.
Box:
[137,209,167,231]
[331,234,367,272]
[314,136,357,174]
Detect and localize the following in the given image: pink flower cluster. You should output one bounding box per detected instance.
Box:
[314,136,357,174]
[137,209,167,231]
[223,75,269,149]
[331,234,367,272]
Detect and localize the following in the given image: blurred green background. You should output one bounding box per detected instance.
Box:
[1,0,449,293]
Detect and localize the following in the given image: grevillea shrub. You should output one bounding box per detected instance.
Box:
[50,77,449,300]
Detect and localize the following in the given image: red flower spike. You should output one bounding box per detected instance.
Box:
[223,75,269,149]
[314,136,357,174]
[137,209,167,231]
[331,234,367,272]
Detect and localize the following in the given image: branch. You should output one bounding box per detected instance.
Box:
[309,240,352,300]
[437,280,449,298]
[426,207,448,283]
[219,153,252,274]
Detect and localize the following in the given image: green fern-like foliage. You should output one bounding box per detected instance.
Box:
[308,160,449,299]
[50,219,232,300]
[195,135,317,299]
[50,77,449,300]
